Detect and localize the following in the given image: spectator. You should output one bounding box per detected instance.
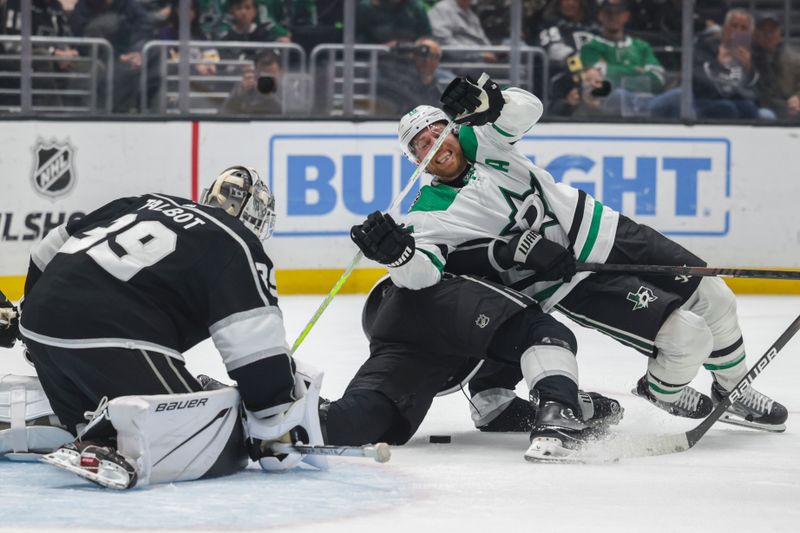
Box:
[579,0,665,116]
[257,0,316,28]
[549,66,611,118]
[0,0,81,110]
[221,48,283,114]
[692,8,760,119]
[221,0,290,60]
[580,0,665,95]
[536,0,598,74]
[375,36,448,115]
[69,0,155,113]
[427,0,490,47]
[752,12,800,121]
[356,0,430,45]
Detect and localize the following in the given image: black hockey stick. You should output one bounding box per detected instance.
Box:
[574,314,800,461]
[578,263,800,280]
[269,442,391,463]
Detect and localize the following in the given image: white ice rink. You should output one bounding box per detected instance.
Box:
[2,294,799,533]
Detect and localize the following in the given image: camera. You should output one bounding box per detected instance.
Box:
[257,75,277,95]
[392,42,435,59]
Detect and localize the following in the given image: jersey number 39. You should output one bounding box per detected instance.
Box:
[60,214,178,281]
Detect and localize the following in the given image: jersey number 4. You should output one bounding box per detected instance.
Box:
[60,214,177,281]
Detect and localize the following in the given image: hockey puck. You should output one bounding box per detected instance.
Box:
[429,435,451,444]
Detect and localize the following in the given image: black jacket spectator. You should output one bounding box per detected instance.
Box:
[356,0,431,45]
[70,0,154,56]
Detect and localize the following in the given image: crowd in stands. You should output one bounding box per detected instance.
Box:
[0,0,799,122]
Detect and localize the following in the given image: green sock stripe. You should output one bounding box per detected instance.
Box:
[649,381,682,395]
[703,353,746,371]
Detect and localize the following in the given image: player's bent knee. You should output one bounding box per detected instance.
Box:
[108,386,248,487]
[690,277,741,339]
[0,374,73,456]
[655,309,713,368]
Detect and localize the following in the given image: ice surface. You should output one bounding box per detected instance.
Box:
[2,295,799,532]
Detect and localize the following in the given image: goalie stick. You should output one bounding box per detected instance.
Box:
[578,263,800,281]
[269,442,391,463]
[290,74,491,353]
[565,313,800,462]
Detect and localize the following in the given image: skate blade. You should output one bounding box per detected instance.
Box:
[524,437,618,464]
[41,453,129,489]
[718,413,786,433]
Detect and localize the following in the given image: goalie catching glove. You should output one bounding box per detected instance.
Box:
[494,230,576,282]
[351,211,415,267]
[440,75,504,126]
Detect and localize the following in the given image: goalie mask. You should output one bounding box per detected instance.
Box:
[398,105,452,163]
[200,166,276,241]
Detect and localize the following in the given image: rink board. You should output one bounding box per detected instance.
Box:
[1,120,798,298]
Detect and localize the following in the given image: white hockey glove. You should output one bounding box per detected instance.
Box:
[0,297,20,349]
[244,360,327,472]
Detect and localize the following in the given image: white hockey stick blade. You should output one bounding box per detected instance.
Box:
[41,451,131,490]
[270,442,391,463]
[717,413,786,433]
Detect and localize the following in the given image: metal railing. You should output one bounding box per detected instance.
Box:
[309,43,549,117]
[0,36,113,114]
[140,41,307,115]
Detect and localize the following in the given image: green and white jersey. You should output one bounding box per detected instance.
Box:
[579,35,665,93]
[390,88,620,312]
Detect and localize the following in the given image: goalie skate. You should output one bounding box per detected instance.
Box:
[42,443,137,490]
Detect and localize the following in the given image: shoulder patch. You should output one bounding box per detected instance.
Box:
[409,184,459,213]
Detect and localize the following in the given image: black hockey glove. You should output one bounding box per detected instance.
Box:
[440,75,505,126]
[0,294,20,349]
[495,230,576,282]
[350,211,416,267]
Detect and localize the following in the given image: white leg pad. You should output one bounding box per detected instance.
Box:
[0,374,73,455]
[649,309,713,401]
[469,387,517,427]
[108,386,245,487]
[520,345,578,391]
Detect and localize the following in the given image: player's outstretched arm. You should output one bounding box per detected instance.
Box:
[350,211,441,290]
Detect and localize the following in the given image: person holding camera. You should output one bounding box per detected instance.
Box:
[221,49,282,114]
[375,36,450,116]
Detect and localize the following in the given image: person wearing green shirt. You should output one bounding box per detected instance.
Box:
[579,0,664,115]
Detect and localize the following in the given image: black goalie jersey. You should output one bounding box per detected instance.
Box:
[20,193,295,417]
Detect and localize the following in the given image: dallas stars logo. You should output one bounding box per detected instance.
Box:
[498,171,557,236]
[627,286,658,310]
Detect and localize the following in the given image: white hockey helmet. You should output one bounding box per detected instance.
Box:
[200,166,276,241]
[398,105,451,163]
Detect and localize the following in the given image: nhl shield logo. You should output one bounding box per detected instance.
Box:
[31,139,76,198]
[475,314,490,328]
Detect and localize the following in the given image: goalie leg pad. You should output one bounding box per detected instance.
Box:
[107,386,248,487]
[0,374,73,456]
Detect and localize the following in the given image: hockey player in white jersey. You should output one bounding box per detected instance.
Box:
[356,76,787,458]
[9,166,325,488]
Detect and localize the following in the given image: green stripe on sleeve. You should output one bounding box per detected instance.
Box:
[576,200,604,262]
[491,123,514,137]
[459,125,478,162]
[418,248,445,273]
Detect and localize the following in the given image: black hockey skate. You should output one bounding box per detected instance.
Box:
[711,381,788,432]
[479,392,624,433]
[42,442,137,490]
[525,401,605,463]
[578,391,624,430]
[632,375,713,419]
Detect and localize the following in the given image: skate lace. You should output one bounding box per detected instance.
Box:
[83,396,109,422]
[738,387,773,414]
[675,387,701,412]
